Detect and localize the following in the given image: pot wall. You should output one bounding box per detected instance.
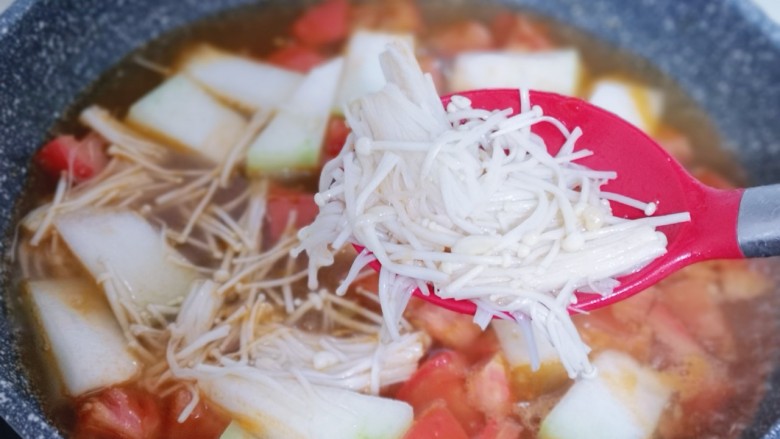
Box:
[0,0,778,437]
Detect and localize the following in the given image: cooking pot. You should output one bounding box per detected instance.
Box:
[0,0,779,437]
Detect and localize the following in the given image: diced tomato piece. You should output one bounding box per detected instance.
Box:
[73,387,162,439]
[466,354,513,418]
[405,299,482,351]
[657,276,736,360]
[490,13,554,51]
[396,350,484,435]
[417,55,446,92]
[323,117,351,159]
[350,0,422,32]
[266,185,319,243]
[460,327,501,364]
[476,417,525,439]
[575,307,653,363]
[35,133,108,183]
[646,302,706,360]
[608,286,658,329]
[292,0,349,47]
[428,21,494,57]
[402,402,469,439]
[267,44,327,73]
[162,388,230,439]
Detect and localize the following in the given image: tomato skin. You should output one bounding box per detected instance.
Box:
[396,351,484,435]
[405,299,482,351]
[490,13,553,50]
[35,133,108,183]
[163,388,230,439]
[323,117,351,159]
[267,44,327,73]
[292,0,349,47]
[266,185,319,244]
[402,402,469,439]
[428,21,494,57]
[74,387,162,439]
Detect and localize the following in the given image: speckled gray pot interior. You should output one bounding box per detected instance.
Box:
[1,0,779,437]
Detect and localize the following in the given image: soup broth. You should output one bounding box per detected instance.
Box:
[8,1,778,438]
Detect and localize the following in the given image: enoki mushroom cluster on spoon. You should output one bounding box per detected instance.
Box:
[295,42,690,378]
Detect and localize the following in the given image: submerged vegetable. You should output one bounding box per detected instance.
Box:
[180,44,304,112]
[246,58,343,174]
[24,279,140,396]
[126,74,247,163]
[201,376,414,439]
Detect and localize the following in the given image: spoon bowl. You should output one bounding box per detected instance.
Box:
[360,89,779,315]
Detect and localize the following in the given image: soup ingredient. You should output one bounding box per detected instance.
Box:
[24,279,139,396]
[74,387,161,439]
[54,209,198,312]
[291,0,349,47]
[539,350,672,439]
[180,44,304,112]
[267,43,328,73]
[200,375,413,439]
[297,42,689,377]
[35,133,108,183]
[335,30,415,108]
[588,79,663,134]
[402,401,469,439]
[450,49,582,96]
[246,58,343,174]
[127,74,247,163]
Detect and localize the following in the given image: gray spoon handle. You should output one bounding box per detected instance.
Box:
[737,185,780,257]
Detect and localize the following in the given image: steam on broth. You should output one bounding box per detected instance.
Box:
[8,1,778,438]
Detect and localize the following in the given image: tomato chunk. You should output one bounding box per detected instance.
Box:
[428,21,494,57]
[491,13,554,50]
[405,299,482,351]
[163,388,230,439]
[403,402,469,439]
[74,387,161,439]
[323,117,351,159]
[266,185,319,244]
[350,0,422,32]
[292,0,349,47]
[396,350,484,435]
[267,44,327,73]
[35,133,108,183]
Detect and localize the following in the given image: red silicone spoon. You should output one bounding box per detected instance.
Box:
[357,89,780,314]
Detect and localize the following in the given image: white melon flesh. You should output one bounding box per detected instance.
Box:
[126,74,247,163]
[55,209,198,310]
[246,58,344,174]
[451,49,582,96]
[181,44,304,112]
[25,279,139,396]
[539,350,672,439]
[336,31,416,109]
[201,375,413,439]
[220,421,257,439]
[588,79,663,134]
